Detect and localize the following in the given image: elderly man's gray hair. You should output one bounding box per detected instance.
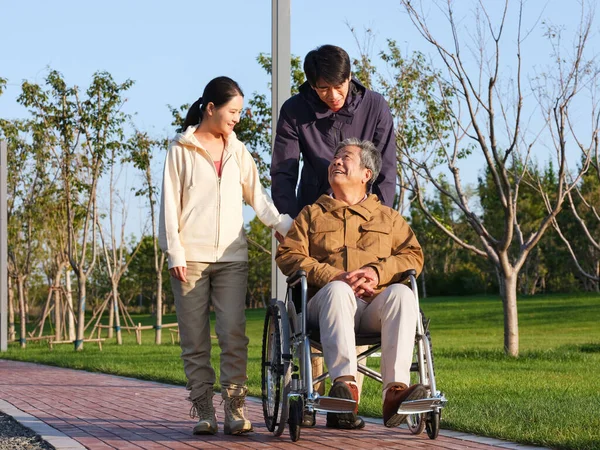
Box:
[334,137,382,190]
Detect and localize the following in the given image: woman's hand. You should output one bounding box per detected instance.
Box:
[169,266,188,282]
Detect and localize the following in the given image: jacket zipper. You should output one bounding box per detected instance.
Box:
[214,151,232,261]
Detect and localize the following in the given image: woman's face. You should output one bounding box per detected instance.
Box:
[208,94,244,136]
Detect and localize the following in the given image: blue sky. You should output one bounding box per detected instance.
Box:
[1,0,416,134]
[0,0,592,237]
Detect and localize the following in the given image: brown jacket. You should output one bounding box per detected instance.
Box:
[276,194,424,299]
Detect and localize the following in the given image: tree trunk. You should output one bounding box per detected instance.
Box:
[75,275,87,351]
[112,285,122,345]
[155,271,163,345]
[107,294,115,339]
[498,269,519,357]
[65,268,76,341]
[8,276,15,341]
[24,286,29,323]
[17,276,26,348]
[54,269,64,341]
[596,260,599,293]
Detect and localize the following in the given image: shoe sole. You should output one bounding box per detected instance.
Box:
[384,385,428,428]
[193,426,217,435]
[326,383,363,429]
[224,427,254,435]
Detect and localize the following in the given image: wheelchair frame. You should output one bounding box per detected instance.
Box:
[261,269,446,442]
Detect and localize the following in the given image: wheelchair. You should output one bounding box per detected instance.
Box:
[261,269,447,442]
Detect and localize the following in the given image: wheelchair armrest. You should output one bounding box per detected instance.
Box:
[286,269,307,285]
[398,269,417,282]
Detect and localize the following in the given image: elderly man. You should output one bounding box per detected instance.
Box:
[276,138,426,430]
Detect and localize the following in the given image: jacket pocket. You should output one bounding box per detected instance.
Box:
[309,216,343,257]
[179,207,196,233]
[358,221,392,258]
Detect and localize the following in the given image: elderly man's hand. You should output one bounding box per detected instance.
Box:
[332,267,379,298]
[347,266,379,297]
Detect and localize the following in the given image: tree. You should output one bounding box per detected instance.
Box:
[19,70,134,350]
[397,0,597,355]
[127,131,167,343]
[246,216,272,308]
[0,117,49,347]
[96,130,144,344]
[552,155,600,287]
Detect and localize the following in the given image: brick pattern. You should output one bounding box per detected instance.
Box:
[0,360,518,449]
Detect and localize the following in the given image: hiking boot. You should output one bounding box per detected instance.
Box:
[222,385,253,435]
[189,390,217,435]
[326,381,365,429]
[383,383,427,428]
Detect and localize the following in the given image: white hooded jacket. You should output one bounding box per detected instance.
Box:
[159,125,293,268]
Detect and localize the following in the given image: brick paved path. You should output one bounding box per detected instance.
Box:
[0,360,545,450]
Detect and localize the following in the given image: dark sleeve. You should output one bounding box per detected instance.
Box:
[271,105,301,217]
[372,97,397,208]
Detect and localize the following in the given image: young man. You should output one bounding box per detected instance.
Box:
[271,45,397,218]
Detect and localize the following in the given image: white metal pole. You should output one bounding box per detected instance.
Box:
[271,0,291,303]
[1,141,7,352]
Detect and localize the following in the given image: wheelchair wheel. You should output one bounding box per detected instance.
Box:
[426,410,441,439]
[261,301,292,436]
[288,395,304,442]
[406,413,426,435]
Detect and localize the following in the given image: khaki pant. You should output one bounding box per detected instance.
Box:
[171,261,249,400]
[306,281,418,390]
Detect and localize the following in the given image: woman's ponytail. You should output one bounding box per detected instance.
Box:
[181,97,204,132]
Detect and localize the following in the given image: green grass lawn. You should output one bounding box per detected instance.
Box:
[3,292,600,450]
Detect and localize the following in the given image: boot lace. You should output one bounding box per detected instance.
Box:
[189,393,212,420]
[224,396,246,420]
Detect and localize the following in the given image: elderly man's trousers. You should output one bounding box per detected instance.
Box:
[306,280,418,389]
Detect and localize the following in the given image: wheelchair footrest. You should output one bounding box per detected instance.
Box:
[311,396,357,413]
[396,396,447,414]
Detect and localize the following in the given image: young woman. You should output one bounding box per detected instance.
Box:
[159,76,292,436]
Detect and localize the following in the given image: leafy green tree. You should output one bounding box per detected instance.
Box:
[119,235,173,311]
[0,117,49,347]
[18,70,134,350]
[246,217,272,308]
[127,131,167,342]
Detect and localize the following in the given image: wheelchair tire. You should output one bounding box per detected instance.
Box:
[426,410,441,439]
[288,395,304,442]
[261,301,292,436]
[406,413,426,435]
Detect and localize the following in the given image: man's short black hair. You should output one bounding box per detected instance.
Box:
[303,45,351,87]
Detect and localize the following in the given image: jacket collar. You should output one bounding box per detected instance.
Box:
[315,193,381,220]
[299,78,366,121]
[177,125,241,157]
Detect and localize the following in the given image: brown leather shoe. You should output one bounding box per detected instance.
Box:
[326,381,365,429]
[383,383,427,428]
